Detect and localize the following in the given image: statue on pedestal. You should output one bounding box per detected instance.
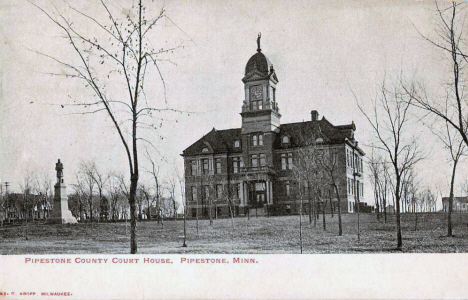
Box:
[50,159,77,224]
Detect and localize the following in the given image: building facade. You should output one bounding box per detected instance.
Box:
[442,197,468,212]
[182,40,365,218]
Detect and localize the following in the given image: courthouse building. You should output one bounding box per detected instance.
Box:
[182,39,365,218]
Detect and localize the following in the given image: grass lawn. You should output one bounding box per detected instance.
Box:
[1,212,467,254]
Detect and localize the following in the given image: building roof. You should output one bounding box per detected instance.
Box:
[182,128,242,156]
[274,117,355,148]
[182,117,363,156]
[442,196,468,203]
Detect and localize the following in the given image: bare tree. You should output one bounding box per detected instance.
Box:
[72,174,87,221]
[79,162,97,222]
[405,2,468,147]
[355,77,425,249]
[368,151,384,220]
[174,165,187,247]
[318,146,344,236]
[31,0,189,254]
[429,120,466,236]
[167,177,178,221]
[19,170,37,240]
[108,174,124,222]
[144,150,163,225]
[138,183,152,221]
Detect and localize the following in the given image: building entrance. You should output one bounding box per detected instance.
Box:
[248,181,266,208]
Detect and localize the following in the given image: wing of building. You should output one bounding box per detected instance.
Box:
[181,38,365,218]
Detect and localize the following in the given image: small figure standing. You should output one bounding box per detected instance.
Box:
[257,32,262,52]
[55,159,64,183]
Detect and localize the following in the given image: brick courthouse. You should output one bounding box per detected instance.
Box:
[182,39,365,218]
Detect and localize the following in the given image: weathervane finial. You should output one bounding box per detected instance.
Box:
[257,32,262,52]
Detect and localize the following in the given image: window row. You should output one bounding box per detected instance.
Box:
[347,178,364,197]
[190,184,241,201]
[191,155,271,175]
[346,148,363,172]
[190,159,222,175]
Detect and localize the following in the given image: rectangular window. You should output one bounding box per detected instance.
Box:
[233,157,239,173]
[191,187,197,201]
[281,153,293,170]
[216,184,223,198]
[203,185,209,200]
[252,135,258,146]
[286,183,290,196]
[251,100,262,110]
[202,159,209,175]
[332,149,338,165]
[235,183,240,198]
[215,159,221,174]
[252,134,263,146]
[191,161,197,176]
[259,153,266,166]
[251,154,258,167]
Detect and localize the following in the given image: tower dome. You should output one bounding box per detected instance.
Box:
[245,52,273,76]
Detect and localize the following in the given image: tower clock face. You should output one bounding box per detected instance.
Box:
[250,86,263,100]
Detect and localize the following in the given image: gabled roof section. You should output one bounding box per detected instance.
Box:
[182,127,242,156]
[274,118,355,149]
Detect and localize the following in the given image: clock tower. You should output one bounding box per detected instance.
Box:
[241,35,281,134]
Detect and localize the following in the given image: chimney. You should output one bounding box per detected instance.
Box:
[311,110,319,121]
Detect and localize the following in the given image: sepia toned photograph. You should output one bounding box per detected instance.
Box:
[2,0,468,255]
[2,0,468,298]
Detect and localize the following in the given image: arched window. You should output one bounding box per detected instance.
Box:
[234,140,240,148]
[282,136,289,144]
[315,138,323,145]
[202,147,209,153]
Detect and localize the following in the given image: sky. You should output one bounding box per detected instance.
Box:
[0,0,466,208]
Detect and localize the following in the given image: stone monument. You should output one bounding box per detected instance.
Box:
[50,159,77,224]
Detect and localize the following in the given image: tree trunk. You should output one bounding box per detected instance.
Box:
[414,211,418,231]
[182,204,187,247]
[322,201,326,231]
[196,198,199,238]
[375,182,380,221]
[448,159,458,237]
[313,190,317,227]
[228,199,235,230]
[299,182,303,254]
[209,200,213,226]
[383,194,387,223]
[129,176,138,254]
[334,184,342,236]
[395,175,402,250]
[308,181,312,224]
